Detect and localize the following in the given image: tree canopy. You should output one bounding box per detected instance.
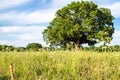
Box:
[26,43,42,51]
[43,1,114,50]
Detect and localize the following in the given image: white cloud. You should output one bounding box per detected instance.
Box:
[0,26,47,47]
[110,38,120,45]
[99,2,120,18]
[0,26,46,33]
[113,31,120,37]
[0,26,120,47]
[0,9,55,25]
[0,26,23,33]
[16,9,55,24]
[109,30,120,45]
[0,40,46,47]
[0,0,94,26]
[0,0,31,9]
[18,34,39,40]
[108,2,120,18]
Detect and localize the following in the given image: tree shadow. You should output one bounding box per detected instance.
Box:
[0,75,9,80]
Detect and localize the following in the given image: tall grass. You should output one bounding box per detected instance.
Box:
[0,51,120,80]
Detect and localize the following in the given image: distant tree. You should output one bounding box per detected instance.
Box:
[43,1,114,50]
[2,45,8,52]
[26,43,42,51]
[113,45,120,52]
[0,45,2,51]
[0,45,14,52]
[17,47,26,52]
[6,46,14,52]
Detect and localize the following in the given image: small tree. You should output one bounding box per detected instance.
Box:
[43,1,114,50]
[0,45,2,51]
[26,43,42,51]
[6,46,14,52]
[17,47,26,52]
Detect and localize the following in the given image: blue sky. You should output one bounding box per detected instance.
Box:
[0,0,120,47]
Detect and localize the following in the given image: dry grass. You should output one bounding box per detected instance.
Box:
[0,51,120,80]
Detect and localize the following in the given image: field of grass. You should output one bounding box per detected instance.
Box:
[0,51,120,80]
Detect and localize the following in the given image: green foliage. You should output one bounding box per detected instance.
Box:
[26,43,42,51]
[83,45,120,52]
[1,44,120,52]
[0,45,14,52]
[43,1,114,50]
[1,51,120,80]
[0,43,43,52]
[17,47,26,52]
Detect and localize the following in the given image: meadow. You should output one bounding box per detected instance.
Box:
[0,51,120,80]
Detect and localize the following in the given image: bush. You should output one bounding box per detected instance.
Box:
[26,43,42,51]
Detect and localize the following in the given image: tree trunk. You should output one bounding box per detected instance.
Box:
[74,43,80,51]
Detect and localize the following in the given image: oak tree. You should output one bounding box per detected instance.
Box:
[43,1,114,50]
